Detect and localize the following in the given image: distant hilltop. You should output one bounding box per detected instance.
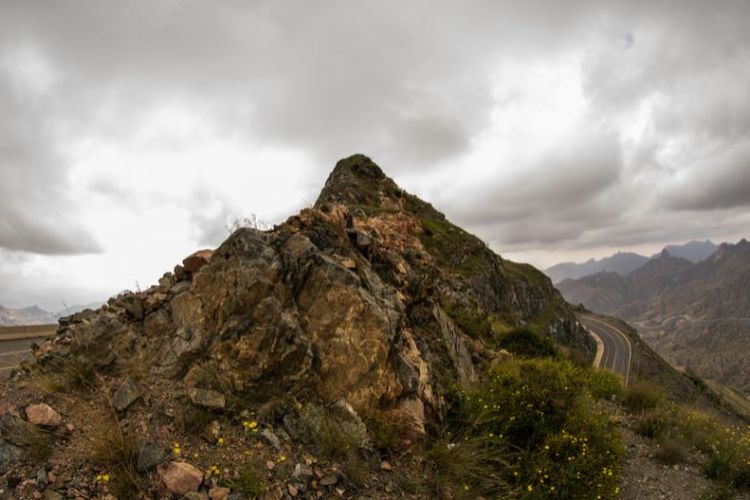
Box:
[545,240,718,283]
[0,302,102,326]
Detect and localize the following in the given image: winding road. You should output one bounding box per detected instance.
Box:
[580,315,632,387]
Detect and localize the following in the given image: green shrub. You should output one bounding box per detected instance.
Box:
[586,369,624,400]
[447,358,624,499]
[495,327,559,359]
[443,303,491,339]
[634,408,672,439]
[622,381,664,413]
[230,463,265,497]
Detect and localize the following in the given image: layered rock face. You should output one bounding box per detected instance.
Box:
[24,155,593,437]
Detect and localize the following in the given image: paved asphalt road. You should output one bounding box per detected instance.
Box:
[580,314,632,386]
[0,337,37,378]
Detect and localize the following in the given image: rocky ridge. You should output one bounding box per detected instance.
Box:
[0,155,593,498]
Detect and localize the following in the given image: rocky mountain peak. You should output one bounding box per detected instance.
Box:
[1,156,594,496]
[314,154,394,209]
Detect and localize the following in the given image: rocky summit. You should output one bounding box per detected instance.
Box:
[0,155,594,498]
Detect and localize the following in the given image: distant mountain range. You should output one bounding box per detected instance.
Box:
[545,240,718,283]
[557,239,750,395]
[0,302,102,327]
[0,304,57,326]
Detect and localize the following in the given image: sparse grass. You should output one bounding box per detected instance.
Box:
[33,354,98,393]
[423,435,515,499]
[503,260,548,288]
[418,217,491,276]
[78,408,142,496]
[443,302,491,340]
[230,463,265,497]
[22,425,54,463]
[623,390,750,492]
[634,408,672,439]
[362,409,411,454]
[300,404,372,487]
[654,435,690,465]
[176,405,216,435]
[622,381,665,413]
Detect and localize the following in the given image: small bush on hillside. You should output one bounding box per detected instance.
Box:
[230,463,265,497]
[622,381,664,413]
[445,358,624,499]
[654,435,690,465]
[634,408,672,438]
[495,327,559,359]
[443,303,492,339]
[587,369,624,400]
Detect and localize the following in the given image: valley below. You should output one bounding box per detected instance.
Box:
[558,241,750,398]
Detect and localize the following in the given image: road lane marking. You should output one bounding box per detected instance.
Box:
[0,349,30,357]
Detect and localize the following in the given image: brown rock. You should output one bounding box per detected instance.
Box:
[287,483,298,497]
[188,387,225,409]
[25,404,62,428]
[158,461,203,495]
[111,377,140,411]
[208,487,231,500]
[183,249,214,274]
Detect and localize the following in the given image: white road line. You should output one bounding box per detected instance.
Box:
[0,349,29,357]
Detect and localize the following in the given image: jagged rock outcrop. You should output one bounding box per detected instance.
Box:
[22,155,593,436]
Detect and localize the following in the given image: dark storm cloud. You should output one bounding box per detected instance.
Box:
[0,0,749,263]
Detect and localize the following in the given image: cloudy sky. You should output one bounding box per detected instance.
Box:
[1,0,749,310]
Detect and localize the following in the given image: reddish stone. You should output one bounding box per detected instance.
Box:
[209,487,231,500]
[158,461,203,495]
[25,403,62,427]
[182,249,214,274]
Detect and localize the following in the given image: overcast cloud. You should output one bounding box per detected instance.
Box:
[1,0,749,309]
